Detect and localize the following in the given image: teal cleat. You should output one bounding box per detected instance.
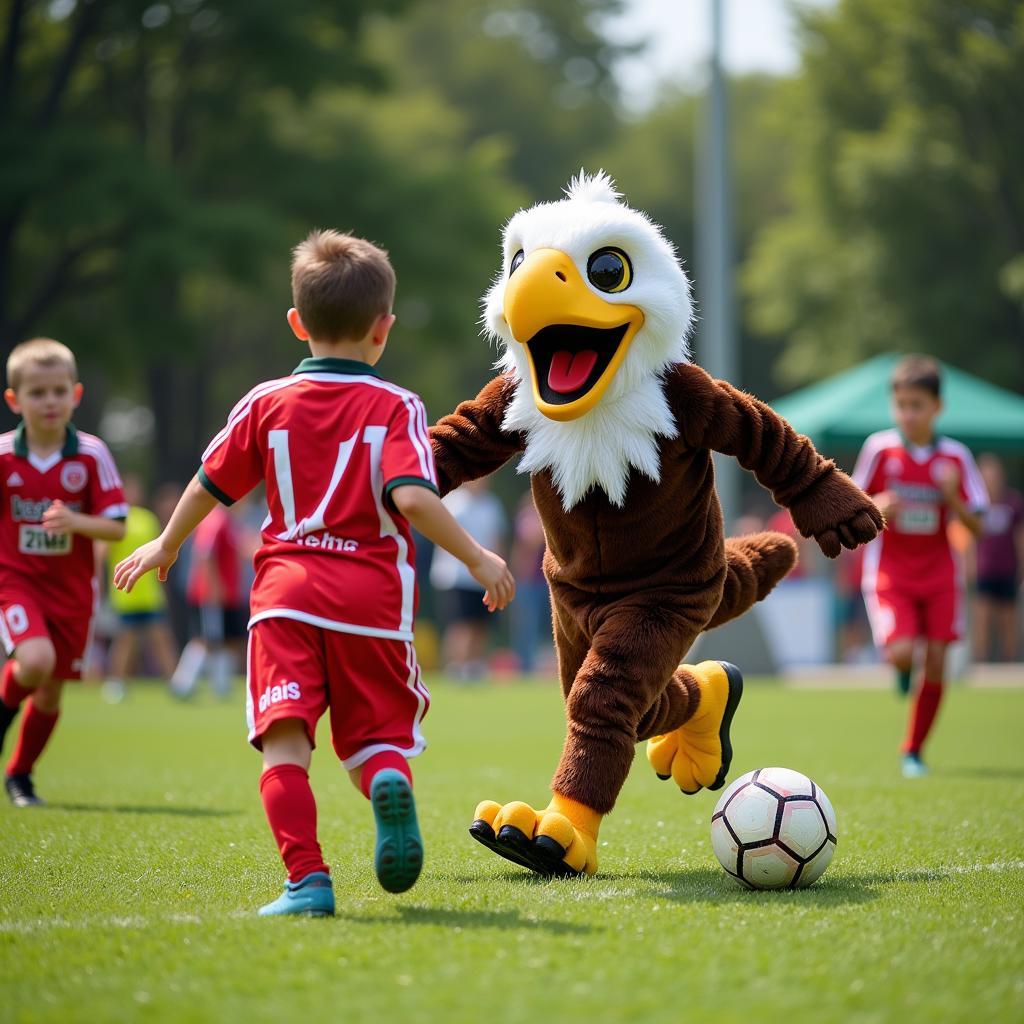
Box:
[257,871,335,918]
[370,769,423,894]
[901,753,928,779]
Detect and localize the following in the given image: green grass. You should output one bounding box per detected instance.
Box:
[1,678,1022,1024]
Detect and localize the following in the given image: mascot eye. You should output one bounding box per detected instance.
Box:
[587,248,632,293]
[509,249,525,276]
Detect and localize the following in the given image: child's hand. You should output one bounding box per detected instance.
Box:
[934,461,960,502]
[113,539,179,592]
[42,500,79,534]
[874,491,901,518]
[468,549,516,611]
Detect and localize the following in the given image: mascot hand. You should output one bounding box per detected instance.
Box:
[789,469,885,559]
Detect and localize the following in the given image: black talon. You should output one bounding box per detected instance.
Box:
[656,773,671,781]
[468,819,585,878]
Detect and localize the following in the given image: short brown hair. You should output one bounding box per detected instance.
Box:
[6,338,78,391]
[291,230,396,342]
[891,354,941,398]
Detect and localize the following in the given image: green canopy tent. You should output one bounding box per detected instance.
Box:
[772,354,1024,453]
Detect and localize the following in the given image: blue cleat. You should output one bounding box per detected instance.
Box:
[370,769,423,894]
[257,871,335,918]
[901,753,928,779]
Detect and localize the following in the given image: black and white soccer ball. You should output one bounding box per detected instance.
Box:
[710,767,838,890]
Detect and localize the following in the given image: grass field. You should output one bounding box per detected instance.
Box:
[2,676,1022,1024]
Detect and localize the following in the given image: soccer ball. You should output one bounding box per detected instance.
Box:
[710,767,838,890]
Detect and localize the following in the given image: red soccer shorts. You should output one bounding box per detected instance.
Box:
[0,586,93,680]
[246,615,431,769]
[863,583,960,647]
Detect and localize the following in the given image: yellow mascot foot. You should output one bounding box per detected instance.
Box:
[469,794,601,877]
[647,661,743,795]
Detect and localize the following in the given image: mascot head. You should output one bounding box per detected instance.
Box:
[482,173,695,510]
[483,171,694,422]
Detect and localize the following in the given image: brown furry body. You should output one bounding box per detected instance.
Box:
[431,362,882,814]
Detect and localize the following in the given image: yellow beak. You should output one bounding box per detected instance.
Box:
[503,248,644,421]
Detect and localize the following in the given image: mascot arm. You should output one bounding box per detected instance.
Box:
[671,364,883,558]
[430,373,525,497]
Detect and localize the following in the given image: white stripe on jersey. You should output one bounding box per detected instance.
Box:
[98,501,130,519]
[363,424,416,633]
[79,433,122,491]
[202,376,304,461]
[293,372,437,483]
[414,395,437,484]
[851,428,900,490]
[937,437,990,510]
[247,608,414,642]
[401,394,432,482]
[245,632,257,743]
[0,608,14,656]
[340,640,429,769]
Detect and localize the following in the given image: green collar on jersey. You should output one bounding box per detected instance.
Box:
[13,420,78,458]
[293,356,382,378]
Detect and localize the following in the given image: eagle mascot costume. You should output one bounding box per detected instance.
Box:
[429,173,882,878]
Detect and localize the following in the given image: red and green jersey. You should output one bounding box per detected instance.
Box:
[199,357,438,641]
[0,422,127,617]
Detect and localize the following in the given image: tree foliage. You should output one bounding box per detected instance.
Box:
[743,0,1024,390]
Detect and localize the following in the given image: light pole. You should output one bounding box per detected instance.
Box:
[696,0,740,529]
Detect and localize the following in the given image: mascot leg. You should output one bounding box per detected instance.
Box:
[471,597,702,877]
[643,531,796,794]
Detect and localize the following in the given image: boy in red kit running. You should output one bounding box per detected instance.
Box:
[115,230,514,917]
[852,355,988,777]
[0,339,127,805]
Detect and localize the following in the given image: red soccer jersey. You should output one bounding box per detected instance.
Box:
[199,357,438,641]
[852,428,989,590]
[186,504,243,607]
[0,423,127,616]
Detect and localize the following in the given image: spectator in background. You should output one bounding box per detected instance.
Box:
[171,501,248,698]
[973,453,1024,662]
[430,477,507,680]
[509,491,549,674]
[101,475,179,702]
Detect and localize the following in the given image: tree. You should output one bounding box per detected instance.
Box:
[366,0,627,198]
[743,0,1024,391]
[0,0,523,480]
[590,74,796,397]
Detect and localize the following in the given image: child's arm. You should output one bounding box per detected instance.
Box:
[42,500,126,542]
[113,475,218,591]
[391,484,515,611]
[935,464,983,537]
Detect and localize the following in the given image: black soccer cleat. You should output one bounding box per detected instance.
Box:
[5,773,44,808]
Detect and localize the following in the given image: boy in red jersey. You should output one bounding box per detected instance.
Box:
[115,230,514,917]
[0,339,127,805]
[851,355,988,777]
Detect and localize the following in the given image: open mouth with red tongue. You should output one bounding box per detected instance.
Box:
[527,323,630,406]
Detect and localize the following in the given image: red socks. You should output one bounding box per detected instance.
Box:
[259,764,329,882]
[1,660,32,710]
[904,679,944,756]
[358,751,412,799]
[6,703,59,776]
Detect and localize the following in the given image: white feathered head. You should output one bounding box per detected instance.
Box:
[483,171,694,421]
[480,172,696,510]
